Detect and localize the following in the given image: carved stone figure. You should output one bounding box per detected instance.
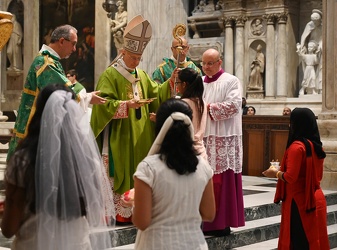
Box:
[248,44,265,90]
[298,9,322,94]
[297,41,320,95]
[192,0,206,13]
[202,0,216,12]
[112,30,124,51]
[110,0,127,52]
[7,14,23,71]
[251,18,263,36]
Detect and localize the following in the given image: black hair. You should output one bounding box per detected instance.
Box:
[247,105,256,114]
[178,68,204,127]
[286,107,325,159]
[66,69,78,78]
[155,98,198,175]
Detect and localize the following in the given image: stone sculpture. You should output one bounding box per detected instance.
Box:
[296,41,320,95]
[248,44,265,91]
[110,0,127,52]
[297,9,322,95]
[7,14,23,71]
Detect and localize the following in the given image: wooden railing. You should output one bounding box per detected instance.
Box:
[242,115,290,176]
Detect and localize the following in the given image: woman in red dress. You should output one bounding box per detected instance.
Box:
[263,107,329,250]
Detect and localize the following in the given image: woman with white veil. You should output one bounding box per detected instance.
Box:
[1,84,115,249]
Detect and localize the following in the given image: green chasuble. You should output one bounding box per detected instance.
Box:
[69,81,85,95]
[152,57,202,84]
[7,50,73,161]
[91,65,171,195]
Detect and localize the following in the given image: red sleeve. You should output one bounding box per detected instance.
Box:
[283,142,306,184]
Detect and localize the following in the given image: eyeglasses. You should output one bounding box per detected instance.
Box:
[125,53,143,62]
[200,60,220,67]
[66,75,73,78]
[63,38,77,47]
[173,45,189,50]
[175,81,183,84]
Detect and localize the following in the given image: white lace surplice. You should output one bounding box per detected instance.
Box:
[202,72,243,174]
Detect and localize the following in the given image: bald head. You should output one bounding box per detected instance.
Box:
[201,49,222,77]
[203,48,220,58]
[172,36,187,47]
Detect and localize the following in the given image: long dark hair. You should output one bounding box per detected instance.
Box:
[178,68,204,127]
[155,98,198,175]
[9,84,75,213]
[286,107,325,159]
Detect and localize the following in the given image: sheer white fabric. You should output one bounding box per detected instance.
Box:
[35,90,115,250]
[202,73,243,174]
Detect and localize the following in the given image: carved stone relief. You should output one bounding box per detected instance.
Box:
[188,38,224,65]
[250,18,265,36]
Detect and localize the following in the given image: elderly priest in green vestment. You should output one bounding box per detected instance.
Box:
[90,15,174,224]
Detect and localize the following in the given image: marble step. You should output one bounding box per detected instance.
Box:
[113,223,337,250]
[112,207,337,250]
[205,203,337,249]
[0,177,335,249]
[111,201,337,249]
[234,223,337,250]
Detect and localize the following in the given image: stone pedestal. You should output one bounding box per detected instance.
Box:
[0,121,14,153]
[317,118,337,190]
[7,70,23,90]
[247,90,264,99]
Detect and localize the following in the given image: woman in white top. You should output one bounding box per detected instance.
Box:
[176,68,208,160]
[132,98,215,250]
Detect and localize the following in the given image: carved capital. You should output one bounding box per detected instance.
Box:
[222,16,234,28]
[234,15,248,27]
[263,14,277,25]
[276,12,288,24]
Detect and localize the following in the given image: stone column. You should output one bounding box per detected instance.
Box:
[317,0,337,190]
[263,14,276,99]
[127,0,189,74]
[276,12,288,98]
[224,17,234,74]
[94,0,111,86]
[24,0,39,81]
[234,16,247,95]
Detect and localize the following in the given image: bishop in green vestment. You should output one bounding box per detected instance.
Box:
[91,15,173,223]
